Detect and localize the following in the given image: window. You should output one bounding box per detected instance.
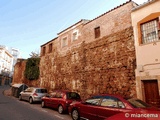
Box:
[25,88,33,92]
[94,26,100,38]
[141,18,160,44]
[36,89,47,93]
[85,96,102,105]
[50,92,56,98]
[127,98,151,108]
[48,43,52,53]
[42,46,46,55]
[72,31,78,41]
[67,92,80,99]
[62,37,68,47]
[100,96,125,108]
[56,92,63,98]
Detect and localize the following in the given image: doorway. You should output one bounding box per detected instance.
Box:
[143,80,160,107]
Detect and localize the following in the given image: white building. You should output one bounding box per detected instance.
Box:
[0,45,20,77]
[131,0,160,107]
[0,45,13,76]
[9,47,21,74]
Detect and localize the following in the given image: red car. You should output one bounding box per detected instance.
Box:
[41,90,81,114]
[68,94,160,120]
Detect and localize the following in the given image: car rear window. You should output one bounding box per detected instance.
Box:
[36,89,47,93]
[127,99,151,108]
[67,92,80,99]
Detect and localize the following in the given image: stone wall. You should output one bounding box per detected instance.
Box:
[40,27,136,99]
[12,60,40,87]
[12,28,136,99]
[83,27,136,98]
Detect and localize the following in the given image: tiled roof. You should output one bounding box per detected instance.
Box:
[57,19,90,35]
[84,0,133,25]
[41,37,58,47]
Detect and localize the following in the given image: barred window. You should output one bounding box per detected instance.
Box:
[141,19,160,44]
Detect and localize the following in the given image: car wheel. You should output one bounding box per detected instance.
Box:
[29,97,33,104]
[19,95,22,101]
[71,109,80,120]
[58,105,64,114]
[41,101,45,108]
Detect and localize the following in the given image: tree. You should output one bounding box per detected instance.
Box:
[24,58,40,80]
[29,50,40,58]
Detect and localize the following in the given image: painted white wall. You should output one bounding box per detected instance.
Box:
[0,47,13,76]
[131,0,160,76]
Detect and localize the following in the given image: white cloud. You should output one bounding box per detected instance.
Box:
[133,0,148,4]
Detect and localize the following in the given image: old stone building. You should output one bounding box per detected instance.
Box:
[40,0,138,99]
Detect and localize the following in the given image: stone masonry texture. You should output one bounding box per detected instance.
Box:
[40,27,136,99]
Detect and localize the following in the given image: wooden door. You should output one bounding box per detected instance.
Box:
[143,80,160,107]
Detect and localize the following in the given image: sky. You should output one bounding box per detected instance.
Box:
[0,0,148,59]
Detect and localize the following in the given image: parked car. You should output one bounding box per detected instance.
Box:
[68,94,160,120]
[19,87,48,104]
[41,90,81,114]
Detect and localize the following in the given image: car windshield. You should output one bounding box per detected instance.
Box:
[67,92,80,99]
[127,98,151,108]
[36,89,47,93]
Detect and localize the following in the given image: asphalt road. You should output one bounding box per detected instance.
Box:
[0,85,72,120]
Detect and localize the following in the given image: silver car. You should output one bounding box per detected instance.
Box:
[19,87,48,104]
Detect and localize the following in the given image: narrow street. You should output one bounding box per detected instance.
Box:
[0,86,72,120]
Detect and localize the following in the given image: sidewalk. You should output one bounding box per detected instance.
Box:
[1,85,12,96]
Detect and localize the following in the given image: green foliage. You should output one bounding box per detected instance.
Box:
[24,58,40,80]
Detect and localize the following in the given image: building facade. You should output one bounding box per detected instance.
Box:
[40,1,138,99]
[9,48,21,76]
[131,0,160,107]
[0,45,20,77]
[0,45,13,76]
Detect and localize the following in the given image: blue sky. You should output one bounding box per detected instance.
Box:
[0,0,147,59]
